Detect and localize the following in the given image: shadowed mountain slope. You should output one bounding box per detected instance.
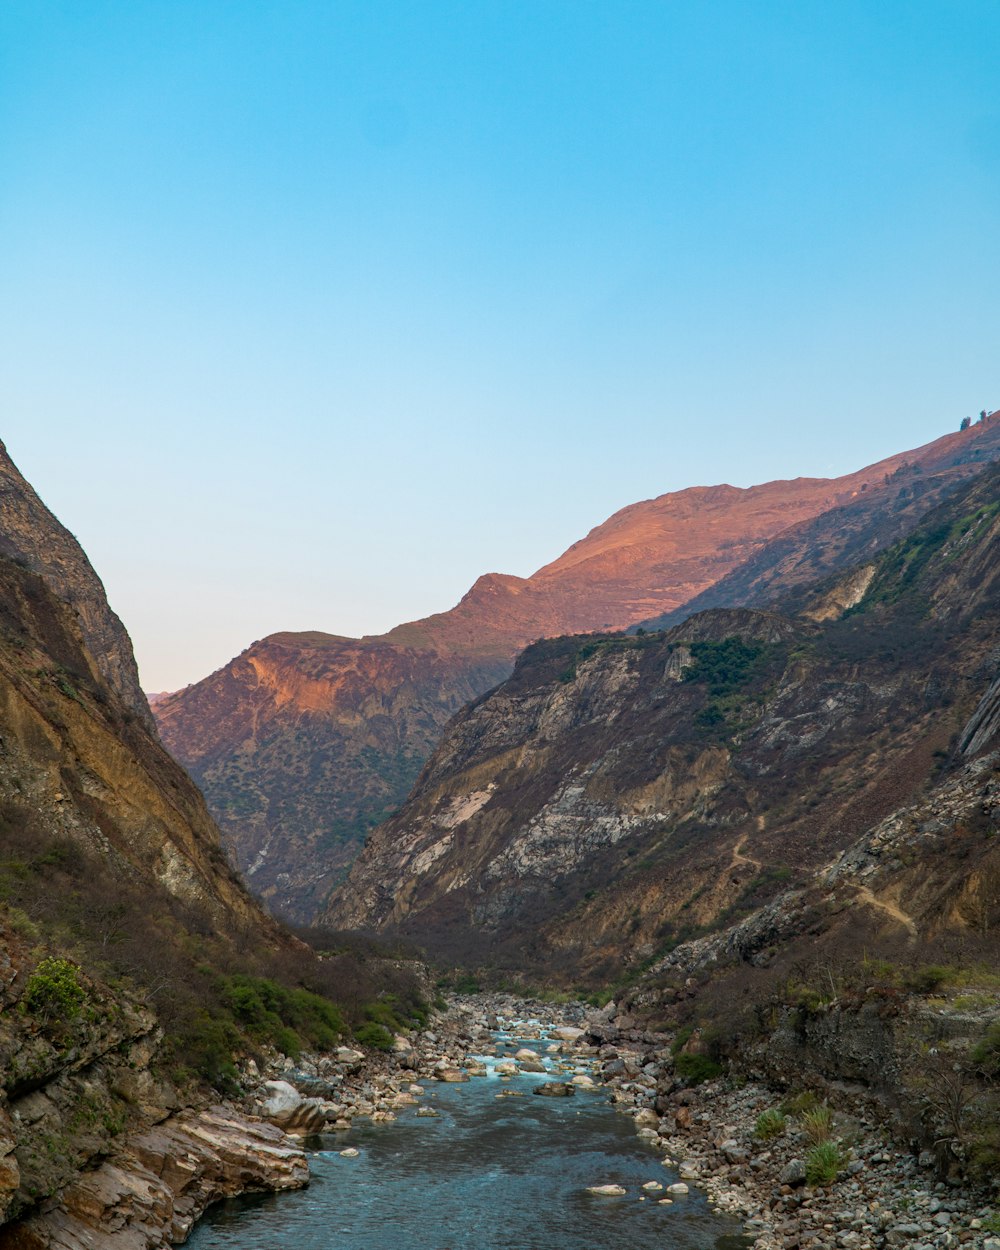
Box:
[0,440,155,732]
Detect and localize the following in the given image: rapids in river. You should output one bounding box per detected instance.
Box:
[188,1022,747,1250]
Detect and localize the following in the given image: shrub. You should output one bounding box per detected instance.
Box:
[781,1090,820,1116]
[673,1053,723,1085]
[801,1103,834,1143]
[805,1140,847,1185]
[21,957,87,1022]
[971,1022,1000,1079]
[754,1108,787,1140]
[355,1022,394,1052]
[904,965,951,994]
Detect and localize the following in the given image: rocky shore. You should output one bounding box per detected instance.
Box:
[7,993,999,1249]
[231,993,1000,1250]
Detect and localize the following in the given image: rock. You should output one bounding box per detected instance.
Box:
[259,1080,328,1135]
[434,1068,469,1083]
[886,1224,924,1247]
[586,1184,627,1196]
[336,1047,365,1065]
[918,1150,936,1168]
[667,1182,689,1194]
[571,1074,595,1088]
[534,1082,575,1098]
[642,1181,664,1192]
[8,1105,307,1248]
[553,1026,585,1043]
[779,1159,807,1187]
[339,1148,359,1158]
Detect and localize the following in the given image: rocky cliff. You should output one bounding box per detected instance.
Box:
[0,450,378,1244]
[157,419,1000,922]
[327,460,1000,984]
[0,441,154,733]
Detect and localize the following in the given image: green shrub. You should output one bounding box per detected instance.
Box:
[754,1108,787,1140]
[801,1103,834,1143]
[673,1052,723,1085]
[21,957,87,1022]
[904,965,951,994]
[670,1026,695,1055]
[780,1090,820,1116]
[355,1021,394,1052]
[972,1022,1000,1079]
[805,1140,847,1185]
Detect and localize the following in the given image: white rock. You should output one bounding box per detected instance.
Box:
[667,1182,689,1194]
[586,1184,627,1196]
[642,1181,664,1191]
[339,1148,359,1158]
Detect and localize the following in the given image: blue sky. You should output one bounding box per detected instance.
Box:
[2,1,998,690]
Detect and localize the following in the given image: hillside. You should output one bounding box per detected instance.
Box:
[0,446,426,1245]
[0,440,154,733]
[327,459,1000,987]
[156,418,1000,921]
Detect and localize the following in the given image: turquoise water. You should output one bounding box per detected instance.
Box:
[188,1036,747,1250]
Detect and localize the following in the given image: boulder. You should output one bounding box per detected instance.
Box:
[259,1081,328,1136]
[534,1082,575,1098]
[779,1158,806,1187]
[586,1184,626,1196]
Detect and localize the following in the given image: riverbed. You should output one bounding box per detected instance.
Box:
[188,1026,747,1250]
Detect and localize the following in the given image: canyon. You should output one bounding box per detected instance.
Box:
[156,418,1000,922]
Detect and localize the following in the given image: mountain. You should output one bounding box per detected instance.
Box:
[156,418,1000,921]
[0,444,422,1243]
[0,440,154,733]
[326,458,1000,984]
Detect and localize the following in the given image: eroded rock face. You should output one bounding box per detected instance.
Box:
[157,421,1000,922]
[5,1107,307,1249]
[0,439,153,732]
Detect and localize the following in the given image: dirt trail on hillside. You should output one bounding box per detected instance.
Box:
[854,885,918,940]
[730,834,761,872]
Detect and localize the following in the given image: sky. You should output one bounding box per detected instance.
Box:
[2,1,998,692]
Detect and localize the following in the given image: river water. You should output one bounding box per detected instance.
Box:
[188,1026,747,1250]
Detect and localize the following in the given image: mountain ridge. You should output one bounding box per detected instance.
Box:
[156,417,1000,921]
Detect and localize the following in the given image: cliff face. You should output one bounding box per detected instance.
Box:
[0,460,319,1244]
[327,461,1000,980]
[0,553,271,928]
[157,420,1000,922]
[0,441,154,733]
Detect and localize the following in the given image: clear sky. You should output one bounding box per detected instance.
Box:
[2,1,998,692]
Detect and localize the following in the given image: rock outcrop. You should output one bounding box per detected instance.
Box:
[157,420,1000,921]
[6,1108,308,1249]
[0,440,153,732]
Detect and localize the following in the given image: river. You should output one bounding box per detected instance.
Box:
[188,1022,748,1250]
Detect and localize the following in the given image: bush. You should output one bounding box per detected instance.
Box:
[355,1022,394,1052]
[781,1090,820,1116]
[801,1103,834,1144]
[904,965,951,994]
[21,957,87,1022]
[972,1022,1000,1079]
[805,1140,847,1185]
[673,1053,723,1085]
[754,1108,787,1140]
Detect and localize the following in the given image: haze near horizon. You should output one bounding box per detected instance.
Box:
[2,1,998,690]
